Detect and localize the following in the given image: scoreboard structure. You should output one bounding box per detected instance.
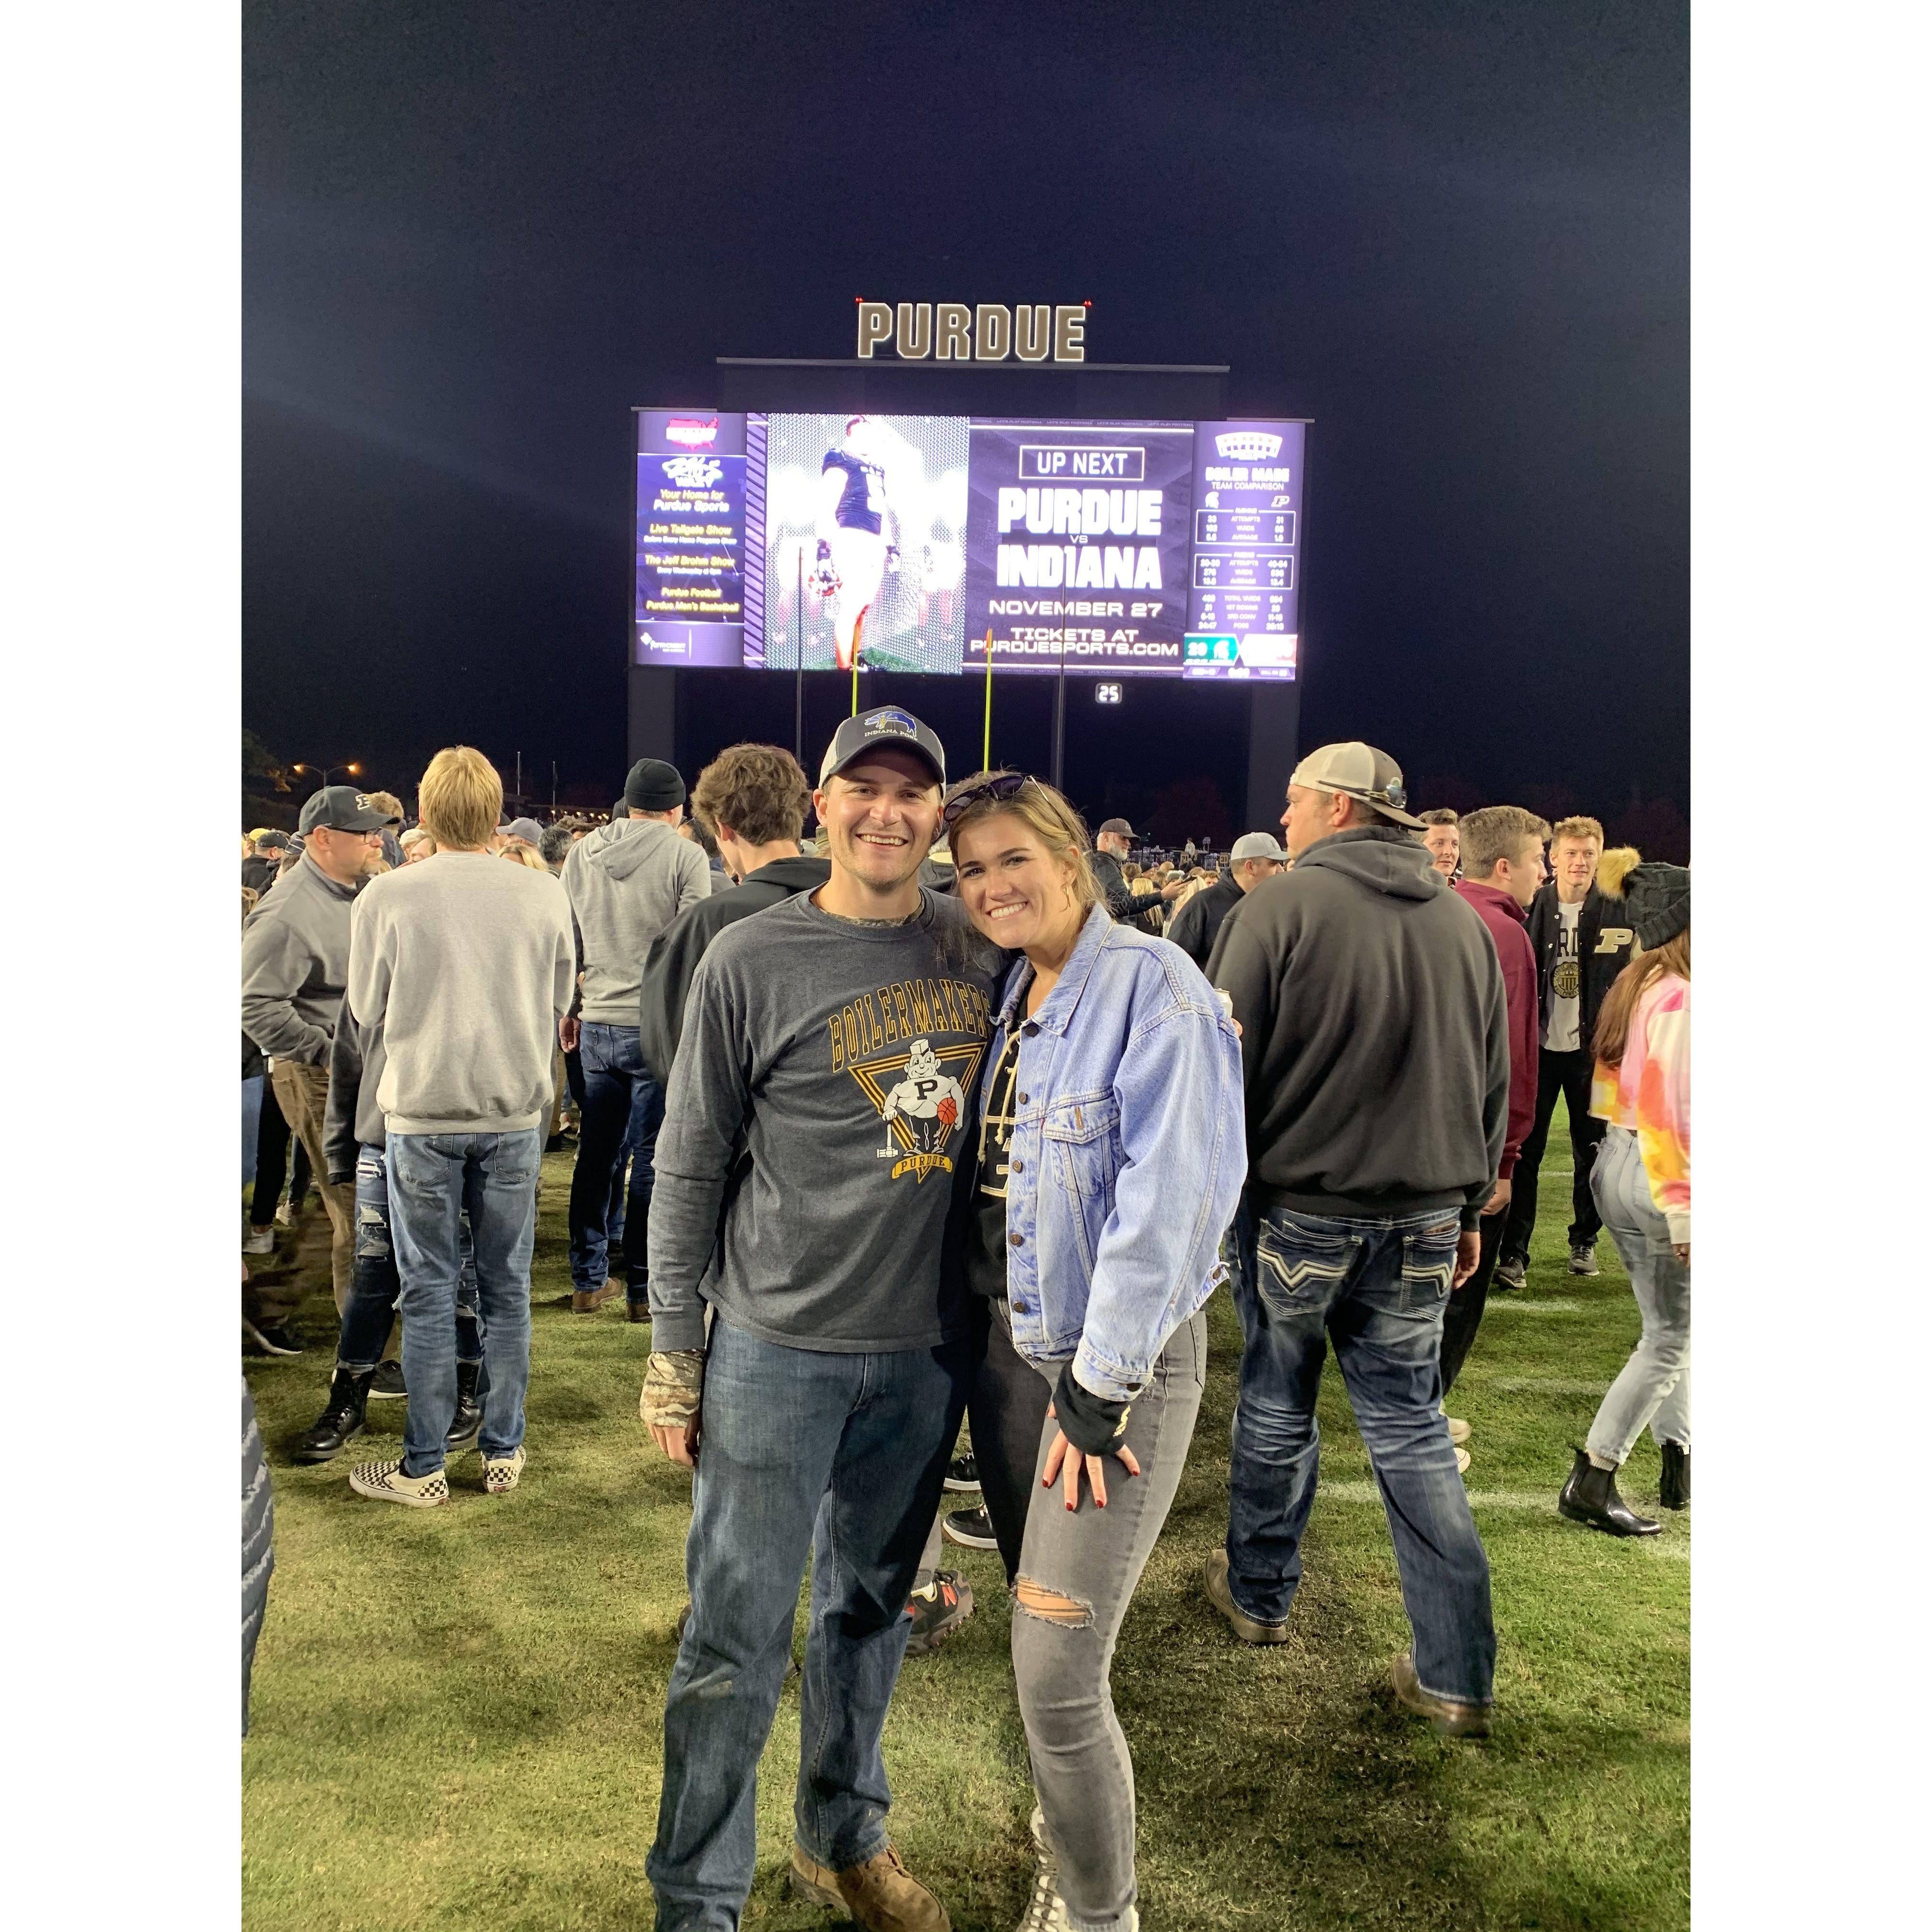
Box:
[630,351,1308,835]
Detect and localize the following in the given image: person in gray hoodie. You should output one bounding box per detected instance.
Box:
[560,759,711,1317]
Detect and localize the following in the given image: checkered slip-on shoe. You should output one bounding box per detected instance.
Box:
[483,1445,526,1495]
[348,1458,448,1508]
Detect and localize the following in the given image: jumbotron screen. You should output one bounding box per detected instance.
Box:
[633,411,1305,680]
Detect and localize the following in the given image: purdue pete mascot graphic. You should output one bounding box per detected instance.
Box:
[874,1038,966,1169]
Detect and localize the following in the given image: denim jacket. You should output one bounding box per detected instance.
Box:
[984,900,1247,1402]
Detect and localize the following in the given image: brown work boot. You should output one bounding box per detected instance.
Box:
[1203,1548,1289,1645]
[1391,1651,1491,1738]
[572,1277,622,1313]
[790,1842,951,1932]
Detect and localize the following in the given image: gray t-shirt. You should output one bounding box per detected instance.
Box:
[646,888,1006,1354]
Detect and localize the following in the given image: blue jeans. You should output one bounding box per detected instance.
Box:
[337,1146,483,1374]
[386,1130,542,1475]
[242,1074,263,1188]
[646,1316,972,1931]
[1226,1198,1495,1707]
[568,1023,665,1301]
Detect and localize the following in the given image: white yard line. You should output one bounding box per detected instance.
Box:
[1482,1298,1583,1314]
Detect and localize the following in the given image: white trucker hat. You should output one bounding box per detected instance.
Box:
[1287,742,1426,829]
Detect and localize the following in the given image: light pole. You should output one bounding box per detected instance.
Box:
[291,761,363,791]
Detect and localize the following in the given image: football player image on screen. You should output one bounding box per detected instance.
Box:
[812,416,920,670]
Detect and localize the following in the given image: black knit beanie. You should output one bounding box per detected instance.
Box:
[623,758,687,814]
[1622,862,1690,948]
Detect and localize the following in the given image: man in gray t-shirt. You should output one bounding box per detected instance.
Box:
[641,710,1000,1932]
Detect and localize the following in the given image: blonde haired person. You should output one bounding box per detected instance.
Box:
[942,769,1245,1932]
[342,747,575,1507]
[1557,853,1691,1537]
[1496,816,1638,1289]
[502,844,551,873]
[400,827,437,863]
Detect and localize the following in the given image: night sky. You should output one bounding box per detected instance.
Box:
[244,1,1687,845]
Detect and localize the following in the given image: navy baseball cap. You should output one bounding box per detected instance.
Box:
[818,707,946,789]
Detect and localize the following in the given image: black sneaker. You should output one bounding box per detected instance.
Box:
[945,1452,980,1492]
[1493,1254,1528,1292]
[943,1504,998,1552]
[243,1317,304,1357]
[1568,1242,1600,1276]
[368,1359,407,1400]
[292,1368,371,1461]
[904,1570,975,1654]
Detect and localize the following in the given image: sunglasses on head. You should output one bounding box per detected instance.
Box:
[941,770,1032,830]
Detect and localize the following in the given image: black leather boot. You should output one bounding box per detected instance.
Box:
[1557,1447,1660,1537]
[446,1359,483,1452]
[292,1367,373,1463]
[1658,1441,1690,1509]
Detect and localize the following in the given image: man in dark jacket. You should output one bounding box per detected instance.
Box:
[638,744,829,1095]
[1497,816,1637,1286]
[1438,806,1549,1424]
[242,831,288,898]
[1166,832,1287,968]
[1092,816,1177,932]
[1203,741,1507,1738]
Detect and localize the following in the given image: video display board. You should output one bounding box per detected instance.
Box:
[635,412,1304,679]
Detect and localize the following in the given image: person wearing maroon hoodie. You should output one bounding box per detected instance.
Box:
[1437,807,1549,1430]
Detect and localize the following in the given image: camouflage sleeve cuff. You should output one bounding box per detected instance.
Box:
[640,1349,706,1430]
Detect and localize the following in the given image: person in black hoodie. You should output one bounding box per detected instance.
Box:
[1496,817,1640,1287]
[1203,741,1508,1739]
[1165,831,1287,967]
[637,744,831,1096]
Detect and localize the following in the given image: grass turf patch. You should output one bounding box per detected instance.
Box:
[242,1099,1687,1929]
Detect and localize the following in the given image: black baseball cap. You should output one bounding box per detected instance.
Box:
[818,707,946,789]
[299,785,391,835]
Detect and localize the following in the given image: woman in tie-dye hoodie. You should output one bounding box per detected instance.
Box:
[1557,850,1691,1539]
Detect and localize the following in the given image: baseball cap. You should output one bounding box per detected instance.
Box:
[1287,743,1426,829]
[1230,832,1288,862]
[299,785,392,835]
[819,707,946,788]
[1097,817,1136,839]
[505,816,544,847]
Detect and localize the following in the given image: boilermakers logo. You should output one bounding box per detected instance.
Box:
[665,417,719,448]
[855,300,1090,362]
[1215,431,1283,461]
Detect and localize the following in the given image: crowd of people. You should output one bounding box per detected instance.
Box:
[240,716,1690,1932]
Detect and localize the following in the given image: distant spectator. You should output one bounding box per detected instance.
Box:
[241,785,391,1347]
[1166,832,1287,969]
[344,746,575,1508]
[503,844,552,873]
[243,830,289,897]
[560,759,710,1317]
[641,744,829,1092]
[1418,808,1461,880]
[538,822,575,873]
[367,790,408,870]
[400,828,437,864]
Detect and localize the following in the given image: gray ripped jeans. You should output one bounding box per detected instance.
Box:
[1009,1305,1207,1932]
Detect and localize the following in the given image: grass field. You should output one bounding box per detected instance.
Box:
[242,1100,1689,1931]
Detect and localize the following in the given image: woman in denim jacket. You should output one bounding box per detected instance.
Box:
[944,770,1246,1932]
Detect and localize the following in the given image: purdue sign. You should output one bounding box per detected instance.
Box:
[856,301,1088,363]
